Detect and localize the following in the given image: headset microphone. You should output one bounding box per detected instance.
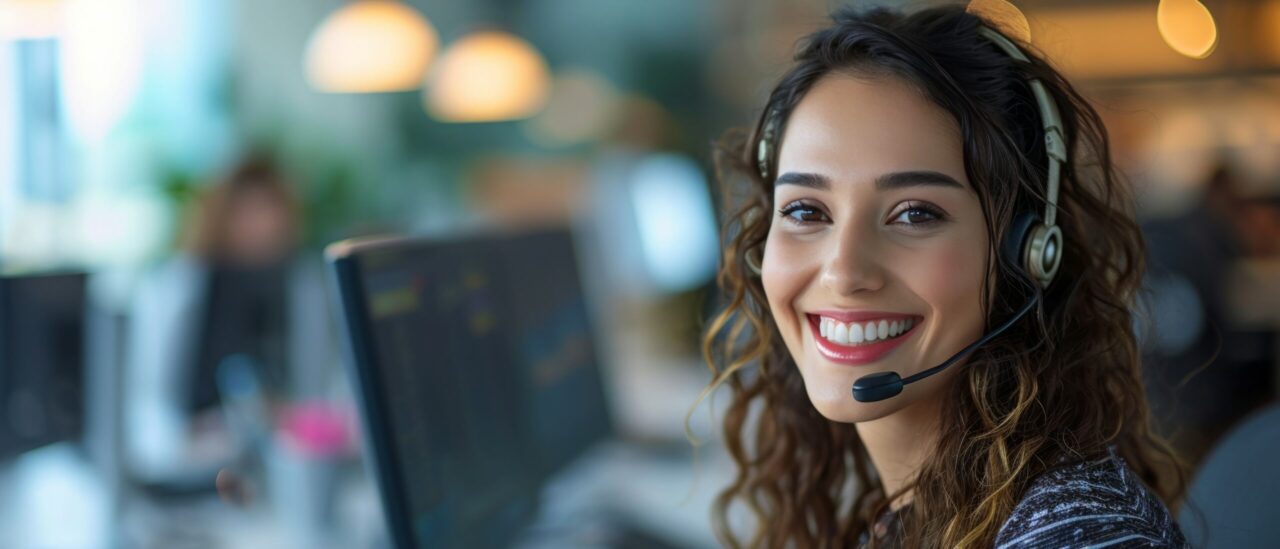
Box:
[851,288,1040,402]
[849,26,1066,403]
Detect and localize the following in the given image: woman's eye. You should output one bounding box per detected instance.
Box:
[778,202,829,224]
[890,203,945,227]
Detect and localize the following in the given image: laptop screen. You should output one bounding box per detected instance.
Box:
[329,227,612,548]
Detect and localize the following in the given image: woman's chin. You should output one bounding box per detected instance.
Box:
[802,376,903,424]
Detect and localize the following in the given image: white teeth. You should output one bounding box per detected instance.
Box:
[816,316,917,345]
[832,322,848,344]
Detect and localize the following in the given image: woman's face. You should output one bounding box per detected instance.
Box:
[224,186,295,265]
[762,74,989,423]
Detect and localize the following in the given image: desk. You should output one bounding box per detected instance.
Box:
[0,439,734,548]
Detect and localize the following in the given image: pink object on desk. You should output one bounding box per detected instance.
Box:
[276,402,355,458]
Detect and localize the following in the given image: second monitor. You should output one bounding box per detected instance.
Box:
[328,227,613,548]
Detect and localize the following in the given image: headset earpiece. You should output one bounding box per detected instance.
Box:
[998,209,1059,289]
[1001,211,1061,289]
[1002,211,1040,271]
[1025,221,1062,288]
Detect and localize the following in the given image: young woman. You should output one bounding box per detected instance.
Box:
[701,5,1186,547]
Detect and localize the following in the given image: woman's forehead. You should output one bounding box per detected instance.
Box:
[776,73,967,190]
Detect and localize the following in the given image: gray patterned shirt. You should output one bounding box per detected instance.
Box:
[859,450,1186,547]
[993,450,1187,548]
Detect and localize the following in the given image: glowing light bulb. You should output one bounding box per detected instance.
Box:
[425,31,550,123]
[1157,0,1217,59]
[304,0,438,93]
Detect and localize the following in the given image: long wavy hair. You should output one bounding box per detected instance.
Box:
[698,5,1185,547]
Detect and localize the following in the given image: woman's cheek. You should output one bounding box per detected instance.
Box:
[916,239,987,333]
[761,250,791,317]
[761,233,814,340]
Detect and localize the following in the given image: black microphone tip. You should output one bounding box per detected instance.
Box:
[852,371,903,403]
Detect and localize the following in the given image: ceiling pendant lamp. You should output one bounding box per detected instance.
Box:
[1157,0,1218,59]
[424,30,550,123]
[304,0,438,93]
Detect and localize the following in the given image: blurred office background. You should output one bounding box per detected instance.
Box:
[0,0,1277,547]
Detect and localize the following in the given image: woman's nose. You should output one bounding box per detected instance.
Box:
[818,226,886,297]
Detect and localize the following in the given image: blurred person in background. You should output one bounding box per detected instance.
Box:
[700,5,1185,547]
[124,156,335,490]
[1142,164,1277,466]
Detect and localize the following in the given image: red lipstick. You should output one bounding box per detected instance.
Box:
[807,314,918,366]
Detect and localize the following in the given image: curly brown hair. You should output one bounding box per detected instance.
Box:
[696,5,1184,547]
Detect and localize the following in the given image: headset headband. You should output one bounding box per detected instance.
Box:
[975,27,1065,229]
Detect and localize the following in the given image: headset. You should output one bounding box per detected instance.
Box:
[752,26,1067,403]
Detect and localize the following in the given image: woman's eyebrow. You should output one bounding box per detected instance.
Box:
[775,172,830,189]
[875,170,964,190]
[774,170,964,190]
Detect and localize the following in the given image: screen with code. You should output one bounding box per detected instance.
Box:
[337,228,611,548]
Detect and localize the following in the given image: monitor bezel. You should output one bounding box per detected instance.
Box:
[327,237,419,549]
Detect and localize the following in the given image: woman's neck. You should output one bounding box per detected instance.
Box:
[855,396,944,505]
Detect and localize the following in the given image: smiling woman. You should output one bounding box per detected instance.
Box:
[699,4,1187,548]
[765,75,988,425]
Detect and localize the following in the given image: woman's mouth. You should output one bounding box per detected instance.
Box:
[806,312,920,365]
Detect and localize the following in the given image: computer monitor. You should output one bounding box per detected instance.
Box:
[328,227,613,548]
[0,272,87,460]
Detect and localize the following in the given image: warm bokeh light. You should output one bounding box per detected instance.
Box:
[1028,3,1220,79]
[425,31,550,123]
[0,0,61,40]
[1157,0,1218,59]
[303,0,438,93]
[966,0,1031,44]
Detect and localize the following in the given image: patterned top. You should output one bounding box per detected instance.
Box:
[860,450,1187,547]
[993,450,1187,548]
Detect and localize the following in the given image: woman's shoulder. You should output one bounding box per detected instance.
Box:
[994,450,1188,548]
